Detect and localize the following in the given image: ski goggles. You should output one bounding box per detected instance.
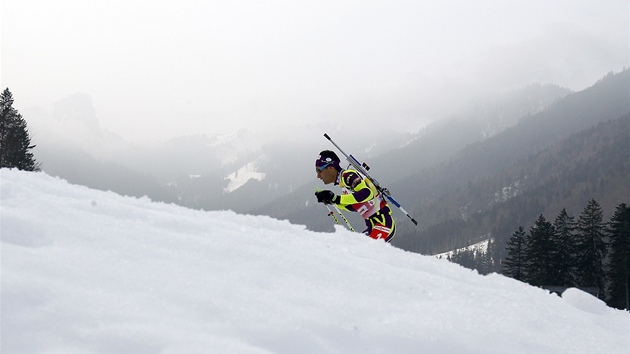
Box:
[316,162,331,172]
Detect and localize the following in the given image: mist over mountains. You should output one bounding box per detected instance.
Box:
[26,70,629,266]
[28,99,412,209]
[390,70,629,256]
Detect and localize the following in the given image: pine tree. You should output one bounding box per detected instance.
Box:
[525,215,556,286]
[0,88,39,171]
[502,227,527,281]
[606,203,630,310]
[551,209,577,286]
[574,199,607,292]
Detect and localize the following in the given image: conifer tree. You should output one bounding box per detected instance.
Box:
[574,199,606,292]
[525,215,556,286]
[502,226,527,281]
[0,88,39,171]
[551,209,577,286]
[606,203,630,310]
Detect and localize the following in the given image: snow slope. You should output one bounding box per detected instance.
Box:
[1,169,628,353]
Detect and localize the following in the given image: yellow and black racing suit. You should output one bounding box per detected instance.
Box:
[335,169,396,242]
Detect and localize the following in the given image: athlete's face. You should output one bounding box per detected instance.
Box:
[316,165,337,185]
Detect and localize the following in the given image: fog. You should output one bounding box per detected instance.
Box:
[2,0,628,144]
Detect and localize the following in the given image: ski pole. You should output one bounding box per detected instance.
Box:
[325,204,356,232]
[331,204,356,232]
[325,204,342,226]
[324,133,418,226]
[317,189,356,231]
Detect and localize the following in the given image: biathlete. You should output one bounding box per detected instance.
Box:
[314,150,396,242]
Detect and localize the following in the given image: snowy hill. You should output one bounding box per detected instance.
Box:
[1,169,628,354]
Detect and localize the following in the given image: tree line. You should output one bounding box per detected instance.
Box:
[0,88,39,171]
[502,199,629,310]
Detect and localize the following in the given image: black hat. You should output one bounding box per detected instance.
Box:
[315,150,341,170]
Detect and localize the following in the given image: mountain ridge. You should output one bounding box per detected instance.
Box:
[391,70,629,259]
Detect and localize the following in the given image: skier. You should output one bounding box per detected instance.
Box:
[315,150,396,242]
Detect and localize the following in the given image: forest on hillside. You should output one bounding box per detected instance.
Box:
[451,200,629,311]
[404,112,629,257]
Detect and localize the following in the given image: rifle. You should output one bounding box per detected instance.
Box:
[324,133,418,225]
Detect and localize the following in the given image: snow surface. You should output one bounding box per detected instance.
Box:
[224,161,266,193]
[1,169,629,354]
[435,239,489,260]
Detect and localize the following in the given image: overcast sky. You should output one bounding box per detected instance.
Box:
[2,0,628,143]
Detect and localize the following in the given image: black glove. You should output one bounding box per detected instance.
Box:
[315,190,340,204]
